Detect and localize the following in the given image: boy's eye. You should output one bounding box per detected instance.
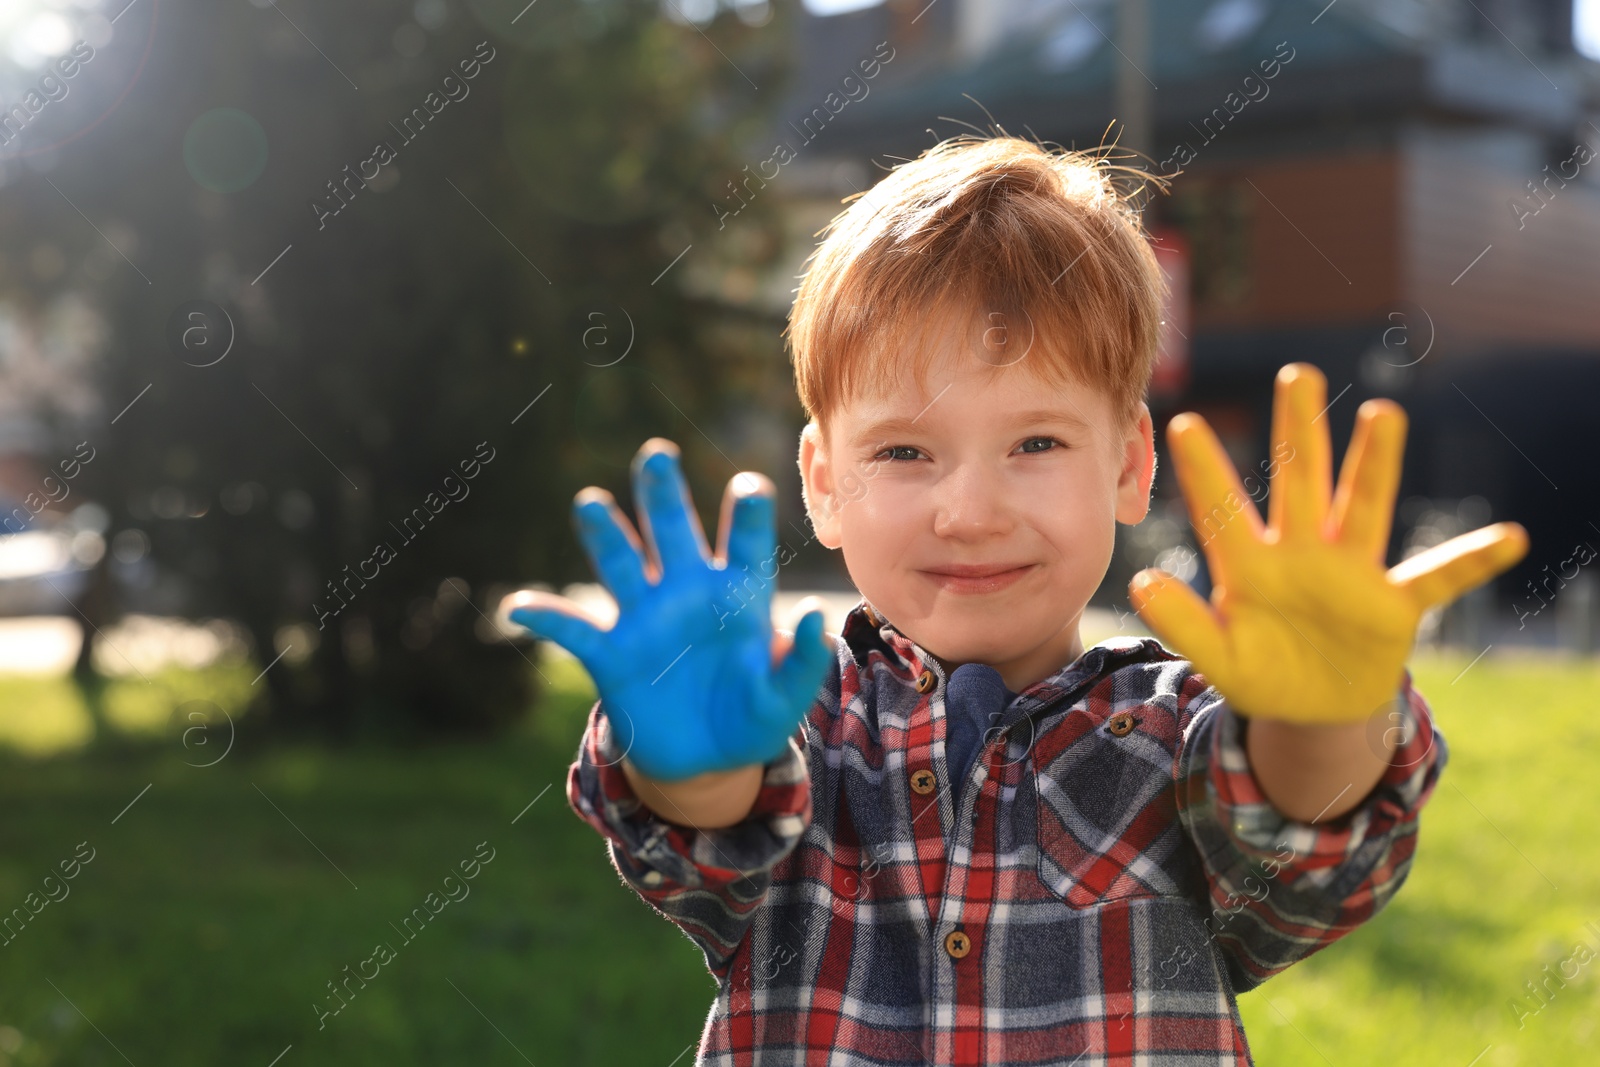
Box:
[871,438,1063,462]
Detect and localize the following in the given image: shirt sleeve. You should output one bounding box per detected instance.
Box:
[1173,666,1447,992]
[564,699,812,982]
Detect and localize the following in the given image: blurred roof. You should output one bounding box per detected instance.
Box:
[784,0,1594,156]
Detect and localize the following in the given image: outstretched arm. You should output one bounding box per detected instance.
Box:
[500,438,833,978]
[1135,362,1507,989]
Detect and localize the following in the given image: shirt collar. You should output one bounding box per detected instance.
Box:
[840,596,1169,716]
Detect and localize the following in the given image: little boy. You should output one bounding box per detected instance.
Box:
[504,135,1528,1065]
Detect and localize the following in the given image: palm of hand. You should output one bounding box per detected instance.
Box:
[503,441,830,781]
[1189,534,1423,723]
[582,524,792,780]
[1130,363,1528,725]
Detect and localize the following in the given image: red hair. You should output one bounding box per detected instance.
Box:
[785,133,1170,439]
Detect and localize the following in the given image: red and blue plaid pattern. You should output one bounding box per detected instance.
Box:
[566,600,1445,1065]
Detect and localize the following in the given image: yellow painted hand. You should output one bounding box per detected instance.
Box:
[1128,362,1529,725]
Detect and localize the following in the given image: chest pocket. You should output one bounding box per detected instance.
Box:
[1029,703,1189,907]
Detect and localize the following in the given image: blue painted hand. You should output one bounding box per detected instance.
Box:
[502,438,832,782]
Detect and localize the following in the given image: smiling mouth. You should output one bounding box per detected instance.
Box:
[918,563,1037,594]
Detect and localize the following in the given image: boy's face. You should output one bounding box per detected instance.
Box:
[797,313,1156,692]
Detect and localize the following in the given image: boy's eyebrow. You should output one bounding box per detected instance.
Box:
[851,407,1092,445]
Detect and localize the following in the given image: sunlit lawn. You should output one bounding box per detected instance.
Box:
[0,646,1593,1065]
[1235,652,1600,1066]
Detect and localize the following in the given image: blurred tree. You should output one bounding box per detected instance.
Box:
[33,0,794,741]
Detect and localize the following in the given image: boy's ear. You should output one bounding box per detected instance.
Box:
[1114,402,1157,525]
[798,421,843,550]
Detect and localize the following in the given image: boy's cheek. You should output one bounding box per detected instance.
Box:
[837,472,868,502]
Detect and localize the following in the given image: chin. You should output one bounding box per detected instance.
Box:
[913,623,1031,666]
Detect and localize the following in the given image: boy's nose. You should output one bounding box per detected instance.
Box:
[929,469,1014,538]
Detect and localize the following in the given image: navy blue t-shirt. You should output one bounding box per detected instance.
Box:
[943,661,1016,811]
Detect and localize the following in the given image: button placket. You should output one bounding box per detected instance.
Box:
[908,661,944,798]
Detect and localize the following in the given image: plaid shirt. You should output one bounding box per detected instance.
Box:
[566,600,1445,1065]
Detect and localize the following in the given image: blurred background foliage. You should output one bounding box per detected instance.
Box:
[4,0,798,743]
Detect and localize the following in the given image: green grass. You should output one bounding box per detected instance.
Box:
[0,656,718,1066]
[0,649,1593,1065]
[1234,652,1600,1066]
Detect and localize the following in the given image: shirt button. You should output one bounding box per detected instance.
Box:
[915,669,936,694]
[1108,711,1137,736]
[944,929,971,958]
[910,768,937,795]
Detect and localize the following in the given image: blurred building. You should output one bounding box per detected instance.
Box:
[746,0,1599,644]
